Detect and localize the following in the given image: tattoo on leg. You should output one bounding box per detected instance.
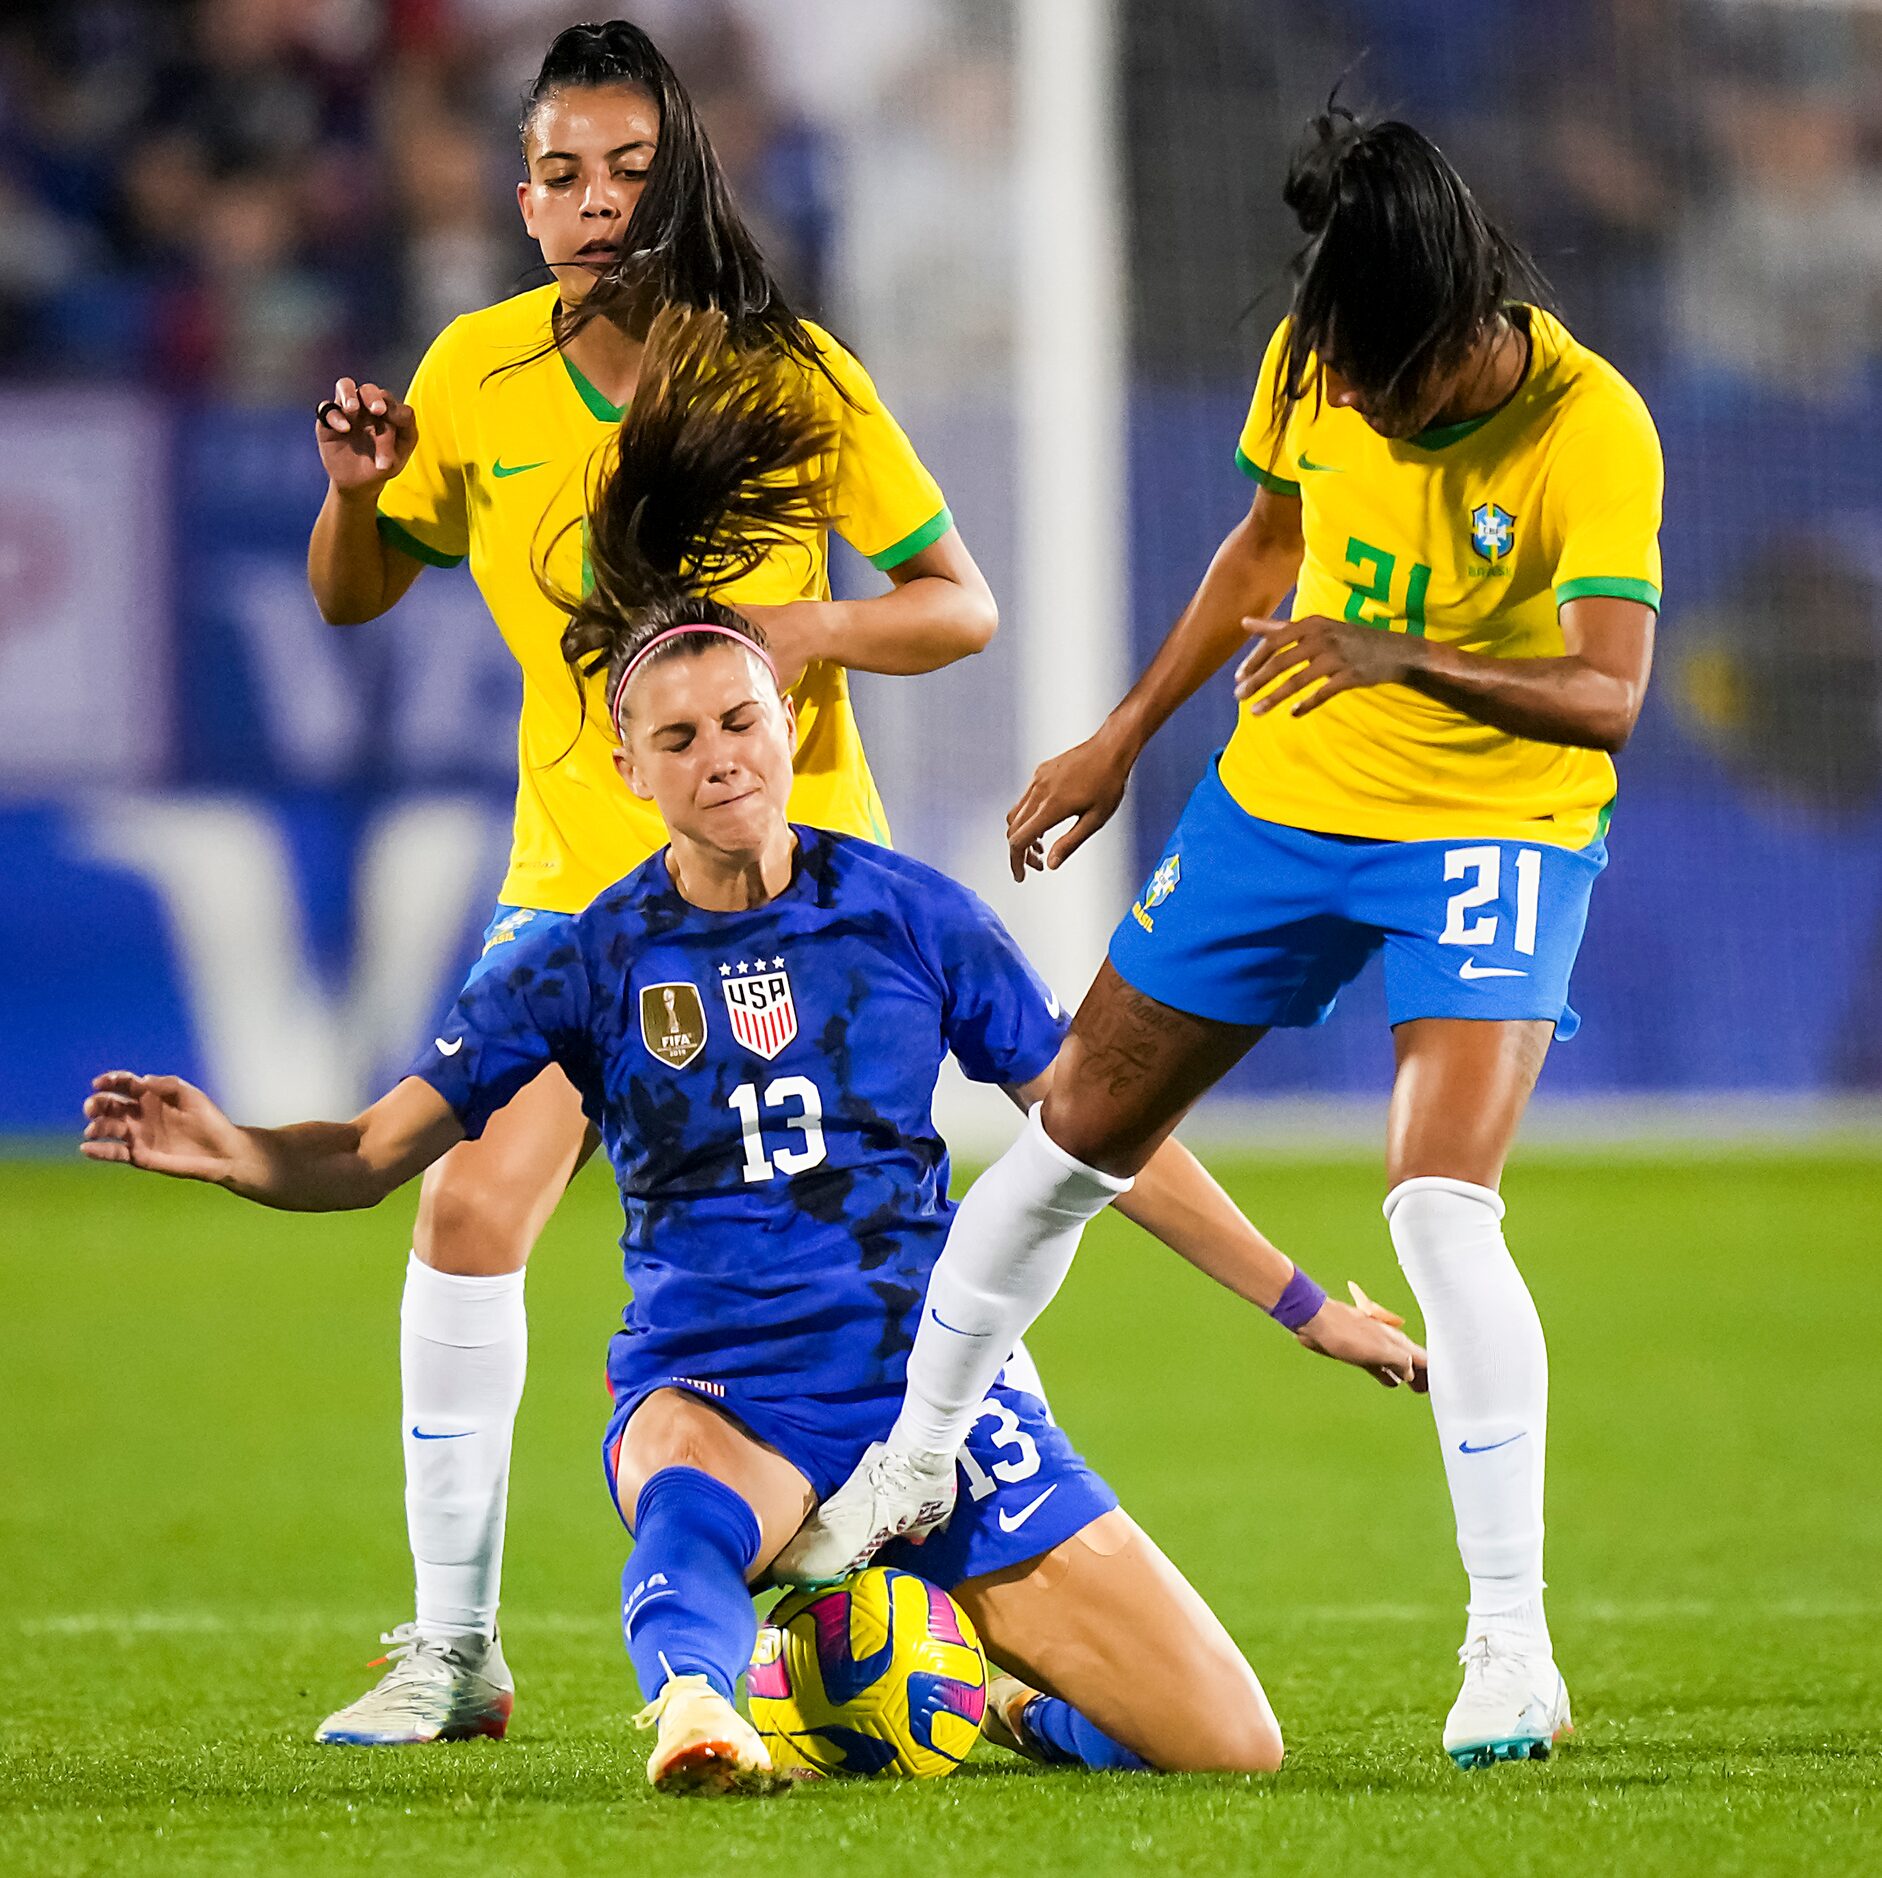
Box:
[1077,979,1188,1100]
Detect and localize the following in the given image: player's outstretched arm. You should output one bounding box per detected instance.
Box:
[81,1072,463,1212]
[1006,1072,1426,1391]
[1007,485,1304,880]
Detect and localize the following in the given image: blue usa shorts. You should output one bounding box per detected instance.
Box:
[463,903,576,990]
[1109,760,1607,1037]
[602,1377,1117,1591]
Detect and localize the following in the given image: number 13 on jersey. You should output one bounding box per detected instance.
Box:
[729,1077,828,1183]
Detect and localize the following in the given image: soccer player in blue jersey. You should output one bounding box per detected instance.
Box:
[84,309,1425,1794]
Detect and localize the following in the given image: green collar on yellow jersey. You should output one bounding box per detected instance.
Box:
[1408,409,1497,450]
[562,352,625,423]
[1409,306,1535,449]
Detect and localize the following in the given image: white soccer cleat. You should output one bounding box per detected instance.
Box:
[635,1673,791,1796]
[771,1440,958,1583]
[315,1624,514,1746]
[1443,1633,1573,1770]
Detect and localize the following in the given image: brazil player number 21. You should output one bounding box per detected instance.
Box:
[801,101,1665,1776]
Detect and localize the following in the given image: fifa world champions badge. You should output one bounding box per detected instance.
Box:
[721,958,799,1060]
[640,982,707,1069]
[1469,501,1516,564]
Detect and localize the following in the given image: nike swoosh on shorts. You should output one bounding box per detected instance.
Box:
[1458,959,1527,980]
[997,1485,1059,1533]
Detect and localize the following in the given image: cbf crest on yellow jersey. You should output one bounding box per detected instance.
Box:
[375,285,952,911]
[1227,305,1663,848]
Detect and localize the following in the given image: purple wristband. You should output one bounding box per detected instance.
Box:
[1268,1266,1328,1331]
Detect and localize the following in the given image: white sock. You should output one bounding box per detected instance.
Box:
[400,1253,528,1641]
[1385,1177,1551,1652]
[890,1107,1129,1457]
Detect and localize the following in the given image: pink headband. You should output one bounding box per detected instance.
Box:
[609,624,781,737]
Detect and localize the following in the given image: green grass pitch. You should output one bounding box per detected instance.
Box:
[2,1149,1877,1873]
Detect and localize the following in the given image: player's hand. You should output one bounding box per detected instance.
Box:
[1005,728,1134,882]
[80,1072,247,1185]
[1233,613,1422,718]
[734,600,826,692]
[316,377,417,493]
[1293,1286,1429,1391]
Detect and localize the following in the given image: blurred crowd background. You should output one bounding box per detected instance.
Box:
[8,0,1882,402]
[0,0,964,397]
[4,0,1881,1124]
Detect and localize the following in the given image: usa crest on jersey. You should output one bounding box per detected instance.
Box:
[722,957,798,1060]
[1469,501,1516,564]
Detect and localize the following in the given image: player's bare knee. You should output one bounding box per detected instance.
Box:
[620,1392,736,1484]
[414,1157,536,1274]
[1157,1648,1284,1773]
[1152,1704,1282,1775]
[1219,1710,1285,1774]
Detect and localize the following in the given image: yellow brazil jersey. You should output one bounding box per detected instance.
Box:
[1223,305,1663,849]
[375,284,952,912]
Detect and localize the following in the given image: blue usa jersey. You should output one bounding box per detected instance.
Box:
[410,829,1066,1405]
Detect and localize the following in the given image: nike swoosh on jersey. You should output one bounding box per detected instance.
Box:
[1458,959,1528,980]
[410,1426,471,1440]
[1458,1432,1527,1454]
[491,458,547,478]
[1045,991,1063,1020]
[1296,452,1342,473]
[434,1036,464,1055]
[997,1485,1058,1533]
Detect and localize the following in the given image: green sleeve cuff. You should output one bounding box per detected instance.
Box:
[1555,575,1660,610]
[377,512,466,569]
[867,506,953,572]
[1234,446,1300,497]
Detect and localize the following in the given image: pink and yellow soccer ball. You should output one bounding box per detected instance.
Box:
[748,1567,988,1777]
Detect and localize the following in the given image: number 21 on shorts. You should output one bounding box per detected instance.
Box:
[1440,846,1541,954]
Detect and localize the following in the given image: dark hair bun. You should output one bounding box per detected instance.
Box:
[1283,101,1369,236]
[534,20,659,92]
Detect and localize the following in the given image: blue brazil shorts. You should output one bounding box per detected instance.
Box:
[1108,759,1607,1037]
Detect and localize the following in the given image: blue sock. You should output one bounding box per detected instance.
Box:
[1023,1693,1152,1771]
[622,1466,762,1703]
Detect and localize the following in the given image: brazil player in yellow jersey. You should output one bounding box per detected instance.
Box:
[788,106,1663,1773]
[304,21,996,1745]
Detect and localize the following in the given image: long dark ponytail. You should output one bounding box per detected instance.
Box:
[1275,99,1552,431]
[517,20,835,388]
[551,303,837,732]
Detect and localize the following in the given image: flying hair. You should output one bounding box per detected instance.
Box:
[548,303,839,739]
[1273,95,1553,434]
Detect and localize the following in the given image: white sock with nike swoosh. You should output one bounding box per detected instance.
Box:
[1386,1177,1551,1650]
[889,1106,1130,1459]
[401,1253,528,1642]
